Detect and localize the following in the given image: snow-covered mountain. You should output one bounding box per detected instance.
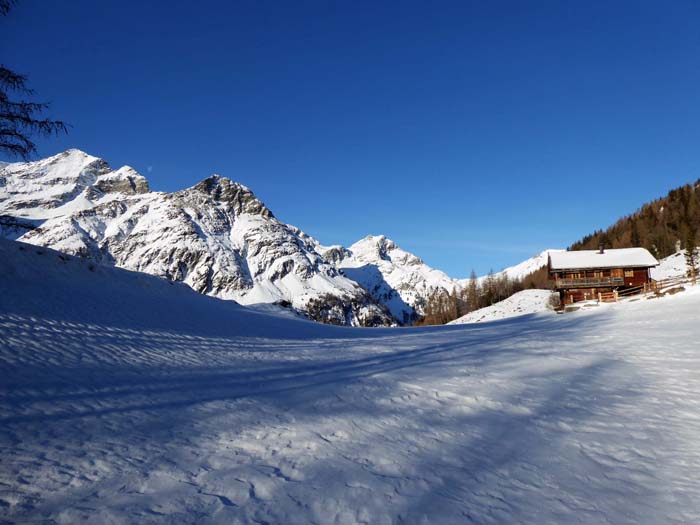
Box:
[466,249,564,286]
[0,150,565,326]
[0,150,150,237]
[318,235,458,324]
[0,150,393,326]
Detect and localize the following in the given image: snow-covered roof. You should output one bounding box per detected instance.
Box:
[549,248,658,270]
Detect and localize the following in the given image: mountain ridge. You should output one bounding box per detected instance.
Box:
[0,150,394,326]
[569,179,700,258]
[0,149,559,326]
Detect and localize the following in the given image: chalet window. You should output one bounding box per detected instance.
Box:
[624,270,634,277]
[594,271,603,278]
[611,269,623,278]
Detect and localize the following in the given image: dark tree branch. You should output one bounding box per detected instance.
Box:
[0,1,69,160]
[0,66,33,93]
[0,0,15,16]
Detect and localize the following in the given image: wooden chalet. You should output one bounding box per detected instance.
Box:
[548,246,659,305]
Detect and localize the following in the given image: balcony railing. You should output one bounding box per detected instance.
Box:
[554,276,625,288]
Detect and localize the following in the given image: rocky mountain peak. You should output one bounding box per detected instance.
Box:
[352,234,413,263]
[192,175,273,218]
[0,149,149,221]
[93,166,150,195]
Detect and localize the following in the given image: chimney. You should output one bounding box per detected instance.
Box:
[599,243,605,254]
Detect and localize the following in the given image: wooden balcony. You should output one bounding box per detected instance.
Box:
[554,276,624,289]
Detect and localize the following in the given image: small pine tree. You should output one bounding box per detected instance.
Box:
[685,230,699,285]
[467,270,479,312]
[630,219,641,246]
[484,270,496,305]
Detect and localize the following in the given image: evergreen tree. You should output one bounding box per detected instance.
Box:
[467,270,479,312]
[630,219,641,246]
[447,289,459,321]
[484,270,496,305]
[685,229,699,285]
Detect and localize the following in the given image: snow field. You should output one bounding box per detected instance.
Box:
[1,239,700,523]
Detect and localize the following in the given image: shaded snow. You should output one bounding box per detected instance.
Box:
[2,238,700,523]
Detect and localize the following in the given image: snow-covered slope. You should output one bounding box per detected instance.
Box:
[448,289,556,325]
[0,151,392,326]
[651,249,696,280]
[319,235,458,324]
[3,237,700,523]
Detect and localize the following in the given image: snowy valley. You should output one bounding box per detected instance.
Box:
[1,237,700,523]
[4,2,700,522]
[3,151,700,524]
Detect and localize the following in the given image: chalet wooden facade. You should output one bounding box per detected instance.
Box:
[548,247,659,305]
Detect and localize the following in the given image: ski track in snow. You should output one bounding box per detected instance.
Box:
[1,242,700,524]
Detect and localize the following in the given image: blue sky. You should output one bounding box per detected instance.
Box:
[3,0,700,277]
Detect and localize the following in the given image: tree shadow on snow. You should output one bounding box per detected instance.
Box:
[1,306,648,523]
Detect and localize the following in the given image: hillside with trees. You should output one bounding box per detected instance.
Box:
[415,266,551,326]
[569,180,700,259]
[418,179,700,326]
